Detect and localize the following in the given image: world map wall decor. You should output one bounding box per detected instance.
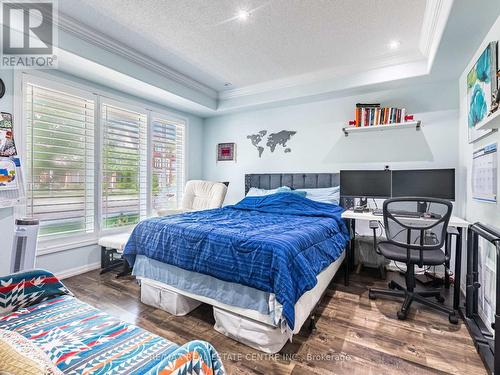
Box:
[247,130,296,158]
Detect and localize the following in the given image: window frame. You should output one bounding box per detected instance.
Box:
[16,71,189,254]
[150,112,186,216]
[100,97,148,232]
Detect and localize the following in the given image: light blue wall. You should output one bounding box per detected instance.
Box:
[203,80,460,205]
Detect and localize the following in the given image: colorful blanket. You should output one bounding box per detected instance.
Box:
[0,270,225,375]
[124,192,349,329]
[0,269,72,315]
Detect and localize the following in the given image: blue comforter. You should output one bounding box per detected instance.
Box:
[124,193,349,329]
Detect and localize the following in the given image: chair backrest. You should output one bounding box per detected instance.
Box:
[383,197,453,253]
[181,180,228,210]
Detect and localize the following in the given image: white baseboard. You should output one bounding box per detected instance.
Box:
[57,262,101,280]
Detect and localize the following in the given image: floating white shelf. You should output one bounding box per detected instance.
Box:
[475,110,500,131]
[343,120,421,136]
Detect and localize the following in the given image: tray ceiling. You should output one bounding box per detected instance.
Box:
[59,0,429,93]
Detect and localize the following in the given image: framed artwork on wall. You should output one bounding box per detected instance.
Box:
[467,41,498,143]
[217,142,236,162]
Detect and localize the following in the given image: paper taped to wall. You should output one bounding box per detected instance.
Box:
[472,143,497,202]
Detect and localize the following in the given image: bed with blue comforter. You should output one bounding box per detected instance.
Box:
[124,192,349,330]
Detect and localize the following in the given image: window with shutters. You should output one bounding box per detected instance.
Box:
[101,102,147,229]
[151,115,185,214]
[22,75,188,247]
[25,83,95,238]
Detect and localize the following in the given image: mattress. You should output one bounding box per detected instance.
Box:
[125,192,349,330]
[137,251,345,334]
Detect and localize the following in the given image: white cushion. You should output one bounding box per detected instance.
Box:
[181,180,227,210]
[156,208,189,216]
[246,186,290,197]
[296,186,340,205]
[98,232,131,252]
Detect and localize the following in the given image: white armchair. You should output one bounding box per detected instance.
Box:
[157,180,228,216]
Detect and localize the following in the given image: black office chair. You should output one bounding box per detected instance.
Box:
[368,197,459,324]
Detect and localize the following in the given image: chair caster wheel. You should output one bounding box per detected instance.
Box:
[397,310,407,320]
[449,313,459,325]
[388,281,397,290]
[436,295,445,303]
[368,291,376,300]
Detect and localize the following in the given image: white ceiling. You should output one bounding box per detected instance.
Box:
[59,0,428,92]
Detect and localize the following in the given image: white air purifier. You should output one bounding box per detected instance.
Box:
[10,218,39,273]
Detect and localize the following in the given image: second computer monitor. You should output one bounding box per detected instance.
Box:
[340,170,392,198]
[392,169,455,200]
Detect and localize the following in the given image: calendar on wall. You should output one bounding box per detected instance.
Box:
[472,143,497,202]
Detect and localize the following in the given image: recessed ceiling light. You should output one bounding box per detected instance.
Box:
[389,40,401,50]
[236,9,250,21]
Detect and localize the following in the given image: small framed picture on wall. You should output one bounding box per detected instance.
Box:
[217,142,236,162]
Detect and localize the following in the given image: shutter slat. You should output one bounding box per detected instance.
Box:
[26,83,95,238]
[151,116,185,214]
[102,103,147,229]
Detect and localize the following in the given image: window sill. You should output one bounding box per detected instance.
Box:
[35,227,134,256]
[36,237,99,256]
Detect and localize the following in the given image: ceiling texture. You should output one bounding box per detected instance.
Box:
[56,0,500,116]
[60,0,427,89]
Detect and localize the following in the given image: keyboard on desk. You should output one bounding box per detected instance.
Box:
[371,209,422,218]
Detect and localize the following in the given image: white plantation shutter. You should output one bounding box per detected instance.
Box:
[25,83,95,238]
[101,102,147,229]
[23,74,189,245]
[151,115,185,213]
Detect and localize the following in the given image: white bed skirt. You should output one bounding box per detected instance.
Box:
[138,251,345,353]
[213,307,289,353]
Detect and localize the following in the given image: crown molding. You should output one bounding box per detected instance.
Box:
[419,0,453,66]
[56,13,218,100]
[219,51,425,100]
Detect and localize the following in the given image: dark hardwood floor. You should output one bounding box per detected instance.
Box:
[64,269,485,375]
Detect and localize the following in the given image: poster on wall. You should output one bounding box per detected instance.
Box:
[0,157,25,208]
[467,42,499,143]
[217,143,236,162]
[472,143,497,202]
[0,113,17,157]
[0,158,18,190]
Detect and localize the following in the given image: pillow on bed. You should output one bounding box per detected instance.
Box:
[296,186,340,205]
[276,187,307,197]
[246,186,291,196]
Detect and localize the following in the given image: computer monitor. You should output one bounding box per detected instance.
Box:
[392,169,455,200]
[340,170,392,198]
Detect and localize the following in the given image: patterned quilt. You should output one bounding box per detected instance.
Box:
[0,270,225,375]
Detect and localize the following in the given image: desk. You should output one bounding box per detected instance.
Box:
[341,209,469,312]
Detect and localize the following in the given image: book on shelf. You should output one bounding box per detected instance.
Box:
[351,105,411,127]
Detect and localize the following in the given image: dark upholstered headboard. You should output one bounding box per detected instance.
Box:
[244,173,340,194]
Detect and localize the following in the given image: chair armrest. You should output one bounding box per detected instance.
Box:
[157,208,189,216]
